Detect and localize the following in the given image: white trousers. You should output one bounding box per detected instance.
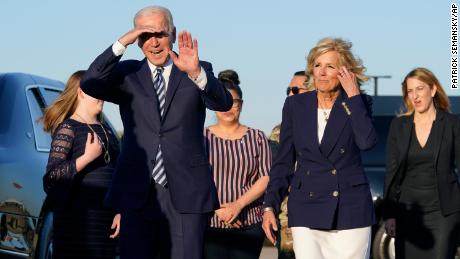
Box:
[291,226,371,259]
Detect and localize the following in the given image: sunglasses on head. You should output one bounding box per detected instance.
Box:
[286,86,306,96]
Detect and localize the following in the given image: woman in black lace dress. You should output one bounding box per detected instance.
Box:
[42,70,120,258]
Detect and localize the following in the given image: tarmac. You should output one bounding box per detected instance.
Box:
[259,246,277,259]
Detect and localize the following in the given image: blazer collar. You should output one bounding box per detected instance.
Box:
[319,90,350,157]
[432,109,446,166]
[135,57,186,124]
[163,63,185,120]
[397,109,446,166]
[136,58,157,98]
[136,59,161,127]
[397,115,413,165]
[296,92,321,156]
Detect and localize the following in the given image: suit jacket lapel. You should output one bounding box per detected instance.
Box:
[395,111,444,173]
[296,93,321,156]
[319,90,349,157]
[136,59,157,98]
[163,64,184,121]
[136,59,161,126]
[432,110,446,167]
[397,115,413,166]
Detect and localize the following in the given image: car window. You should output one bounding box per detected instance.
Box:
[26,87,62,152]
[361,115,394,166]
[26,87,50,151]
[40,88,60,106]
[0,76,13,134]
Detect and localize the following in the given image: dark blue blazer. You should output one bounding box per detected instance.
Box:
[383,110,460,219]
[264,90,377,230]
[80,46,233,213]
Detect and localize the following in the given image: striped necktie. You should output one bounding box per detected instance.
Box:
[151,67,167,186]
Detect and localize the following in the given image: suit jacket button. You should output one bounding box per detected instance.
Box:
[306,170,311,175]
[309,192,314,198]
[331,169,337,175]
[332,191,339,197]
[340,148,345,154]
[158,133,163,138]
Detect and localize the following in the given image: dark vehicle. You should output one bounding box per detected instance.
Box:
[364,95,460,259]
[0,73,118,258]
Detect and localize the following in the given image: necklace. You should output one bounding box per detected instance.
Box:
[74,113,111,164]
[317,98,332,123]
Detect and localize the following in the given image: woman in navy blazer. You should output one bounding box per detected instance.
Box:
[262,38,377,259]
[383,68,460,259]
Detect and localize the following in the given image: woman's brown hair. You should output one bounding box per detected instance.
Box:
[42,70,85,133]
[401,67,450,116]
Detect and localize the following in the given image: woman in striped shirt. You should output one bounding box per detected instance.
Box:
[204,78,272,259]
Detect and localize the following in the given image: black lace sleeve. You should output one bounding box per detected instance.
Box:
[43,122,77,200]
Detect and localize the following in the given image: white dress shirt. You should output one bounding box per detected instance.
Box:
[317,108,331,144]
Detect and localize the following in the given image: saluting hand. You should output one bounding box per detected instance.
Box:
[169,31,201,79]
[337,66,360,98]
[118,27,158,47]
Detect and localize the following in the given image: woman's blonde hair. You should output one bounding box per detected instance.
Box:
[306,37,368,90]
[42,70,85,133]
[400,67,450,116]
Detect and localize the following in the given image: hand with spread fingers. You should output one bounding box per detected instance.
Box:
[169,31,201,79]
[337,66,360,97]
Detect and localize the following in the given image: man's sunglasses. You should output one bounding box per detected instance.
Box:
[286,86,308,96]
[139,31,170,41]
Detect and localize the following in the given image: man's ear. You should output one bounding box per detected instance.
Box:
[171,27,177,44]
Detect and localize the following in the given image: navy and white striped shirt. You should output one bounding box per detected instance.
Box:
[204,127,271,228]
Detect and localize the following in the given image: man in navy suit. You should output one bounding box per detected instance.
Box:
[80,5,232,259]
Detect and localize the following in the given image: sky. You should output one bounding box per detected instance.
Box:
[1,0,457,134]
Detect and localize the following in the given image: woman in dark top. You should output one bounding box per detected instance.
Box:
[384,68,460,259]
[204,78,271,259]
[42,70,120,258]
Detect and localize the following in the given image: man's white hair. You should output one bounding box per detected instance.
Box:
[133,5,175,33]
